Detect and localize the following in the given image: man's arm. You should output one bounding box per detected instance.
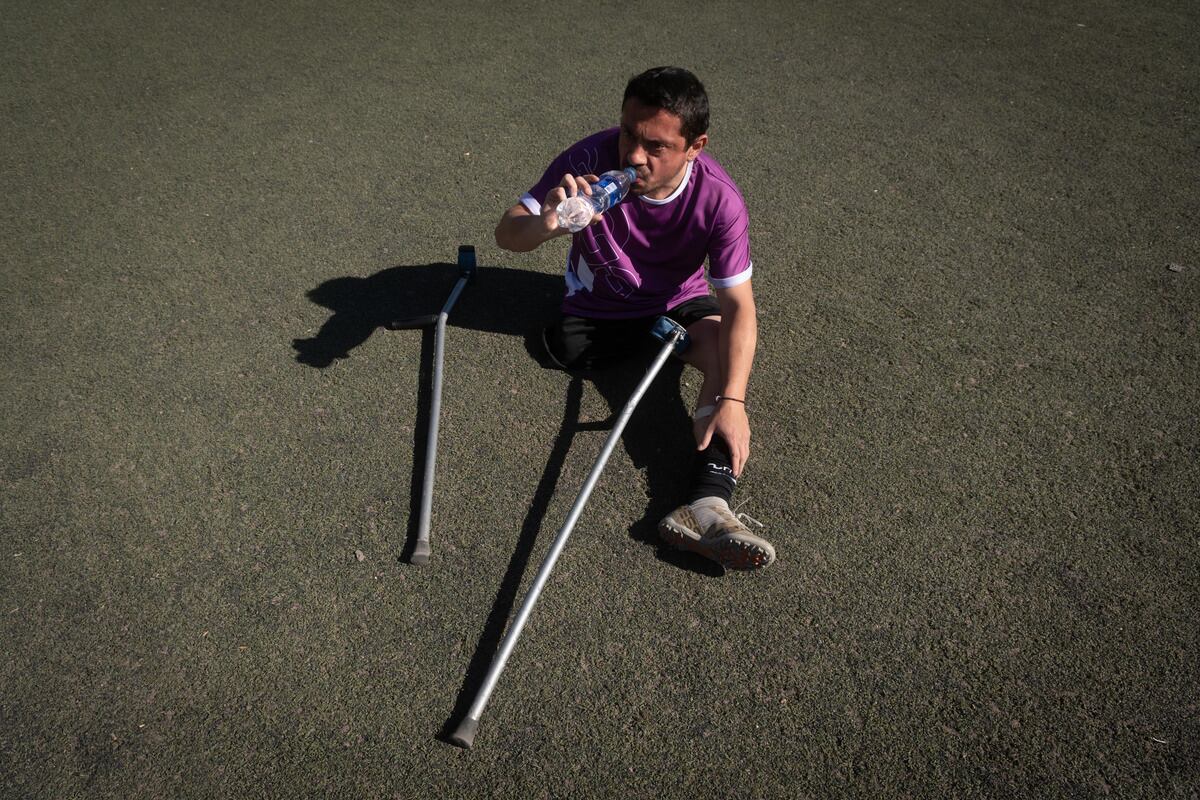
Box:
[494,174,598,252]
[697,278,757,476]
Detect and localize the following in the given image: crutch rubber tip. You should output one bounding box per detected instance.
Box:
[411,541,431,565]
[448,717,479,748]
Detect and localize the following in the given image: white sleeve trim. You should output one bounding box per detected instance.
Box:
[710,261,753,289]
[520,193,542,215]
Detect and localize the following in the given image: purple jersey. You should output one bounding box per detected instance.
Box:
[521,128,752,319]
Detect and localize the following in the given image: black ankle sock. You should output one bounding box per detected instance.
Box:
[688,437,736,504]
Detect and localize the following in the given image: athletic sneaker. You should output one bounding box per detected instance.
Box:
[657,497,776,571]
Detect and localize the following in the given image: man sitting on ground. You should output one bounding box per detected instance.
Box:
[494,66,775,571]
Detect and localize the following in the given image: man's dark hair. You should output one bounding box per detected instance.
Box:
[623,66,710,144]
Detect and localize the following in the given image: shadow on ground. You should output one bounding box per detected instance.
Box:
[294,261,724,744]
[438,346,723,746]
[292,262,720,572]
[292,262,563,366]
[293,262,568,561]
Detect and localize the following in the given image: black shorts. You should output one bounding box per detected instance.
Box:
[541,295,720,371]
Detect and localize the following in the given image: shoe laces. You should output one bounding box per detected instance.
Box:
[731,498,764,530]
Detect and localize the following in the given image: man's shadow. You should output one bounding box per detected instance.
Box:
[292,262,556,368]
[292,261,722,741]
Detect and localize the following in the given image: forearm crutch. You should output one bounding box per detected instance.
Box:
[448,316,690,747]
[387,245,477,564]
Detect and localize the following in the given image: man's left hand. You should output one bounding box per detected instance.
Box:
[695,400,750,477]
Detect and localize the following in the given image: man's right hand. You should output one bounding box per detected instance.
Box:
[540,173,600,231]
[495,174,600,252]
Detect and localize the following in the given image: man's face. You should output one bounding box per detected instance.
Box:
[618,98,707,201]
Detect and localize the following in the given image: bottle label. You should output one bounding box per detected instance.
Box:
[594,176,622,207]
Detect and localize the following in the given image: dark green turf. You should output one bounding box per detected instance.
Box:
[2,0,1197,797]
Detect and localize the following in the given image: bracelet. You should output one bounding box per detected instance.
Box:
[715,395,747,407]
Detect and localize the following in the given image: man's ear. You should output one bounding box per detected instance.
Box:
[686,133,709,161]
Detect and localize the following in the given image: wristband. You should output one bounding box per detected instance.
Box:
[716,395,747,409]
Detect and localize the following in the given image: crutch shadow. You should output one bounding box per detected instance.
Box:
[583,353,727,577]
[398,325,434,564]
[438,375,605,742]
[292,261,564,562]
[438,354,721,742]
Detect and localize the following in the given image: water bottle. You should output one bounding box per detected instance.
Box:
[555,167,638,233]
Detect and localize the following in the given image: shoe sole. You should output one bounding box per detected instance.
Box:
[658,506,776,571]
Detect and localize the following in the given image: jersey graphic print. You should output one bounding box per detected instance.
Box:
[569,203,639,300]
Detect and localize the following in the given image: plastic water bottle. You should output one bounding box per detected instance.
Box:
[555,167,638,232]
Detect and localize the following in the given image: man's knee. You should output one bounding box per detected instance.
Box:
[683,315,722,375]
[540,322,582,370]
[540,316,616,372]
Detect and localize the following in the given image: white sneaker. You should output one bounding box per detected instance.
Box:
[657,497,775,571]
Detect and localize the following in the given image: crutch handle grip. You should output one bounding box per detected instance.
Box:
[448,716,479,748]
[458,245,477,281]
[385,314,438,330]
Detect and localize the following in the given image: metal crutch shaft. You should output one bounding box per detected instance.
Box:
[410,245,476,564]
[449,317,689,748]
[388,246,476,564]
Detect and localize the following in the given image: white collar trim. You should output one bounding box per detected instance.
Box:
[638,159,693,206]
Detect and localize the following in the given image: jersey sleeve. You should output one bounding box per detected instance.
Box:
[520,130,616,216]
[706,198,753,288]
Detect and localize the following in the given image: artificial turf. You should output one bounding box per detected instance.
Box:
[2,0,1197,796]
